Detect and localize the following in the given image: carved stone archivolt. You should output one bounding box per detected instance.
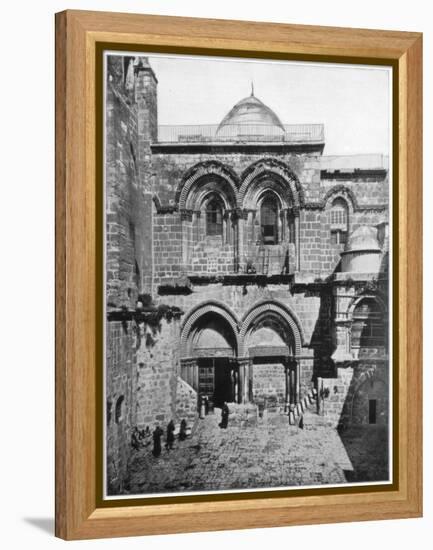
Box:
[179,299,305,360]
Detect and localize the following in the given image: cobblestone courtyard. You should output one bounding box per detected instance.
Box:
[128,409,389,495]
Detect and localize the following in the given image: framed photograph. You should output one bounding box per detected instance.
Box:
[55,10,422,540]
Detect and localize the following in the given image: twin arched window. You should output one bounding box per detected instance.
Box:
[330,198,348,245]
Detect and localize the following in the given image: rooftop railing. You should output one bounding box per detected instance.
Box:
[156,123,324,144]
[321,154,389,171]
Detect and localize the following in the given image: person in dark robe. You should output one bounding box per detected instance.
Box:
[220,402,229,429]
[179,419,187,441]
[152,426,164,457]
[165,420,175,451]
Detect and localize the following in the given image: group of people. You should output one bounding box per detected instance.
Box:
[132,401,231,459]
[130,420,189,456]
[151,419,188,458]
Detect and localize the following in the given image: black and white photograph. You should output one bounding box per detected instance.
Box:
[104,52,392,498]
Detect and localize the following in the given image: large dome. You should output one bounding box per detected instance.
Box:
[216,89,285,137]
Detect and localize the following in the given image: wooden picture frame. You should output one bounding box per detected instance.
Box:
[55,9,422,540]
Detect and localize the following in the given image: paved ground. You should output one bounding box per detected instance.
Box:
[128,408,388,495]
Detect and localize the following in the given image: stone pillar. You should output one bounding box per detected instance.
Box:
[232,211,240,272]
[295,359,300,404]
[238,358,250,404]
[290,368,296,405]
[223,211,230,245]
[280,209,287,242]
[295,214,301,271]
[238,361,244,404]
[284,362,290,412]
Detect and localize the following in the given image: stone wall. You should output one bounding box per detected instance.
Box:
[317,362,389,428]
[150,151,388,280]
[106,55,155,307]
[251,361,286,408]
[175,377,198,426]
[105,320,135,495]
[105,55,162,494]
[135,317,181,429]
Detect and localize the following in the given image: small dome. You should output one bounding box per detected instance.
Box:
[344,226,381,253]
[216,89,285,136]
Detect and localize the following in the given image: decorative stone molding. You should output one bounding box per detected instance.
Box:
[239,300,304,357]
[239,158,304,208]
[323,185,358,210]
[180,302,241,358]
[179,208,193,222]
[303,185,387,213]
[176,160,239,210]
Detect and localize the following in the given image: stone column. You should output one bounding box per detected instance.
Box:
[284,362,290,412]
[295,214,301,271]
[280,209,287,242]
[238,361,244,404]
[231,211,239,272]
[238,358,251,404]
[290,368,296,406]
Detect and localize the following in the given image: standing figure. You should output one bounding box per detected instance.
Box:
[220,402,229,429]
[179,419,187,441]
[165,420,175,451]
[152,425,164,457]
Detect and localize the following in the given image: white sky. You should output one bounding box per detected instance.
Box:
[123,52,391,156]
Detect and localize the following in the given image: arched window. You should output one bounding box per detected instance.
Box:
[206,196,223,236]
[330,198,348,245]
[260,195,279,245]
[352,299,385,348]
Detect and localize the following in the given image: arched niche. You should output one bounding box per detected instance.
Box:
[240,301,304,357]
[180,302,240,359]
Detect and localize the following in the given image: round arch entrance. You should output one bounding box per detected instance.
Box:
[180,306,240,408]
[241,302,303,411]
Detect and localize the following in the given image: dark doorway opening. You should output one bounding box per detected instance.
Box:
[198,358,234,408]
[213,359,233,407]
[369,399,377,424]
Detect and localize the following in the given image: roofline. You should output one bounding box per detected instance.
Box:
[151,142,325,154]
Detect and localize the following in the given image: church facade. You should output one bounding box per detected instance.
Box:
[105,55,390,494]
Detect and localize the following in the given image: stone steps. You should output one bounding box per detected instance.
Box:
[288,387,318,426]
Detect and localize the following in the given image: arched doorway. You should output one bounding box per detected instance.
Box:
[241,303,300,411]
[181,306,240,408]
